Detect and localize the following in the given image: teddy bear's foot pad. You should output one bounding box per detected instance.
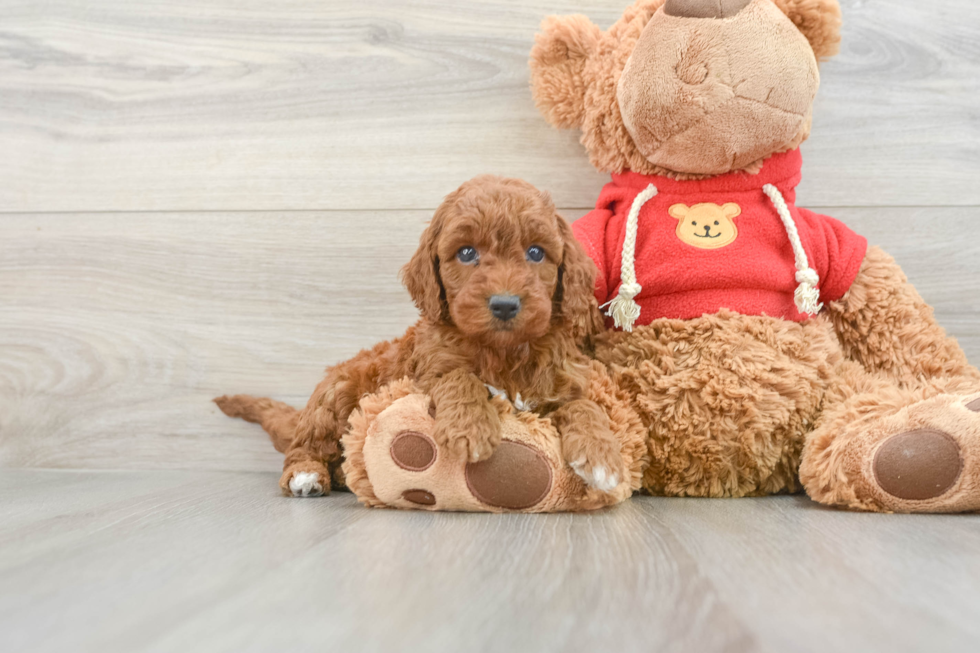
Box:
[465,441,552,510]
[858,392,980,512]
[401,489,436,505]
[390,431,437,471]
[873,429,963,501]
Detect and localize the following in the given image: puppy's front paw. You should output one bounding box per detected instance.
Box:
[564,437,624,494]
[433,419,501,463]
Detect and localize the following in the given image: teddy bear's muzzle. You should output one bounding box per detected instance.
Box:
[616,0,819,176]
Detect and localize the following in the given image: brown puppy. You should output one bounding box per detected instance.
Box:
[216,175,623,497]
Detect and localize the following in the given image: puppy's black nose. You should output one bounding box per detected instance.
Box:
[489,295,521,321]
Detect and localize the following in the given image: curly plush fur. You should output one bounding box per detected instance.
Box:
[217,175,623,497]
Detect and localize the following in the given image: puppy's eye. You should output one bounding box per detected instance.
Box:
[714,221,720,226]
[525,246,545,263]
[692,221,697,226]
[456,246,478,264]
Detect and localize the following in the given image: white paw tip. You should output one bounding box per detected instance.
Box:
[289,472,324,497]
[572,464,620,493]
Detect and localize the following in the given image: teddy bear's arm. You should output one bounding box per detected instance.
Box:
[826,246,980,384]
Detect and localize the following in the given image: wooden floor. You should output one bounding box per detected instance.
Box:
[2,1,980,651]
[2,469,979,653]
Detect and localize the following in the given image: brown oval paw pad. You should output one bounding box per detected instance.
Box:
[966,398,980,413]
[465,440,552,510]
[390,431,436,471]
[402,489,436,506]
[873,429,963,501]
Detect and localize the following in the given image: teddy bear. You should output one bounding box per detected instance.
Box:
[530,0,980,512]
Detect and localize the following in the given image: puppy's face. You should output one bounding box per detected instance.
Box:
[403,176,599,348]
[438,202,561,347]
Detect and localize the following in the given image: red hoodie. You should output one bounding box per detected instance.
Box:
[572,149,868,327]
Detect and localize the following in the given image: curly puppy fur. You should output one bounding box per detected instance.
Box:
[217,175,621,496]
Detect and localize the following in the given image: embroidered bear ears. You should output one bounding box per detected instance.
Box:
[530,0,843,177]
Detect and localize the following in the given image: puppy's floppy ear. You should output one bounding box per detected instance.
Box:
[554,214,603,340]
[529,14,602,129]
[401,205,448,323]
[771,0,842,61]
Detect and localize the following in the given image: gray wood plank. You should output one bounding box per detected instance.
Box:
[1,0,978,212]
[0,210,427,471]
[1,207,978,472]
[645,497,980,653]
[1,470,978,653]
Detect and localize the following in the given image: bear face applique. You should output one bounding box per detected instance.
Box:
[668,203,741,249]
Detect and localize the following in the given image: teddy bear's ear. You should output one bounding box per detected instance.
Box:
[668,204,690,220]
[529,15,602,129]
[771,0,842,61]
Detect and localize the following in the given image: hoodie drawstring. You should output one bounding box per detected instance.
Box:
[762,184,823,316]
[601,183,658,332]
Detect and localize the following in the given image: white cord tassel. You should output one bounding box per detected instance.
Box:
[601,183,658,331]
[762,184,823,316]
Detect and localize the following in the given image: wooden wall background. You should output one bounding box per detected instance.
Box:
[1,0,978,472]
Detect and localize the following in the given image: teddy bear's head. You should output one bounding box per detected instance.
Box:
[530,0,841,177]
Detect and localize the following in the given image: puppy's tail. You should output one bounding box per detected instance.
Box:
[214,394,298,454]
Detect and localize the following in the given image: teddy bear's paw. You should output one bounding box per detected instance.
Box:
[868,392,980,512]
[353,393,562,511]
[279,462,330,498]
[383,430,552,511]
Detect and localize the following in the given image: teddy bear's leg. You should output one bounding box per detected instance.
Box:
[800,361,980,512]
[801,245,980,512]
